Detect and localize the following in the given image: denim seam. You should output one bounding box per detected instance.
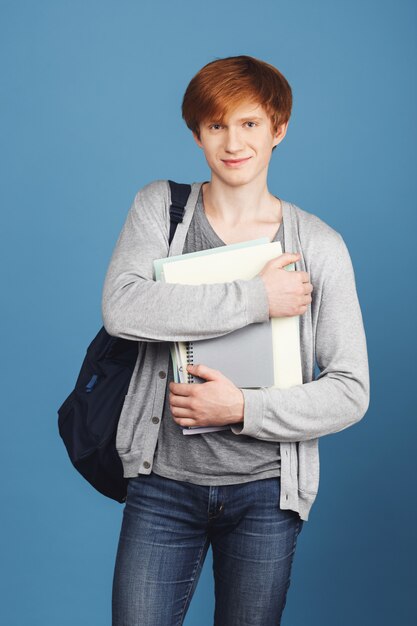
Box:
[177,535,210,626]
[280,517,301,619]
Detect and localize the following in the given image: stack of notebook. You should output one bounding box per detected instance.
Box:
[153,237,302,435]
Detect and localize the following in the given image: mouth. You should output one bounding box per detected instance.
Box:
[221,157,252,167]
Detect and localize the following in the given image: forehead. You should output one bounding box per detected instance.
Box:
[209,101,269,123]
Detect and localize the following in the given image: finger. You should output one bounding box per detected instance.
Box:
[299,271,310,283]
[169,382,193,396]
[174,417,197,427]
[171,405,195,419]
[169,392,193,409]
[274,253,300,269]
[187,363,220,382]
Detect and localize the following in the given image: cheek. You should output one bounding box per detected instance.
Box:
[256,145,273,163]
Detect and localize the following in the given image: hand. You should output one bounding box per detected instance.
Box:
[168,364,244,428]
[258,252,313,317]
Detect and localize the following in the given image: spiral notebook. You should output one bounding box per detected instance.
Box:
[182,323,274,387]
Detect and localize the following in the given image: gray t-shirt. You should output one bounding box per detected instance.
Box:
[152,186,285,485]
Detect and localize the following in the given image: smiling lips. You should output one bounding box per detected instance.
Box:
[222,157,252,167]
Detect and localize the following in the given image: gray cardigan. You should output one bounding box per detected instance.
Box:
[101,179,370,521]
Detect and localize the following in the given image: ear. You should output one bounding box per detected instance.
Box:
[192,131,203,149]
[272,121,289,148]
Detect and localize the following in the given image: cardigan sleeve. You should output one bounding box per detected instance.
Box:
[101,180,270,342]
[230,232,370,441]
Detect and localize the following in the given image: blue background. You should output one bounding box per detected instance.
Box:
[1,1,416,624]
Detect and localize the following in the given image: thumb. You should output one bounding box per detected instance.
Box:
[274,252,300,269]
[187,363,221,382]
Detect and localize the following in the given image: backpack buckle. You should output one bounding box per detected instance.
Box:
[169,203,185,224]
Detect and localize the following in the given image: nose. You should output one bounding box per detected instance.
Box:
[223,127,245,153]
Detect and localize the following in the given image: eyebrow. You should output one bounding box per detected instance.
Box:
[236,116,264,122]
[208,116,264,124]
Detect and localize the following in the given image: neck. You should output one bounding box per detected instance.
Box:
[201,176,281,226]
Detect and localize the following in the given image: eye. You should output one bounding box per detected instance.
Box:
[208,123,222,130]
[245,121,257,128]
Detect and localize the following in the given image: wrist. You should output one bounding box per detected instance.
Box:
[231,389,244,424]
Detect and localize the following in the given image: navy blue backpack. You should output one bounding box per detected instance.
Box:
[57,181,192,503]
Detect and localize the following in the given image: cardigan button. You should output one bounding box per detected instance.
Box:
[143,461,151,469]
[158,371,166,379]
[151,416,160,424]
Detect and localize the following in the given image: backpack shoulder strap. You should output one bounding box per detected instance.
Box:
[167,180,192,245]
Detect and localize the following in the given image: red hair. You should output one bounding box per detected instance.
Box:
[181,55,292,152]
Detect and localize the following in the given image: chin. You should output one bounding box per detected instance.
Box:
[216,175,251,188]
[211,168,256,184]
[226,172,260,186]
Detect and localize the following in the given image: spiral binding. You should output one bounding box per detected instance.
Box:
[186,342,194,383]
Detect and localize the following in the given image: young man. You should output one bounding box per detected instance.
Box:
[103,55,370,626]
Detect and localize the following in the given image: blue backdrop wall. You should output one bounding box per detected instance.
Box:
[1,1,416,624]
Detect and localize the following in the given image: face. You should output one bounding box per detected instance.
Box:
[192,100,288,187]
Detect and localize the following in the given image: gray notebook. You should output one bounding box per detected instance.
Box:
[186,321,274,388]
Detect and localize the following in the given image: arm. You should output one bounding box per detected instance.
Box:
[101,180,270,342]
[230,233,370,441]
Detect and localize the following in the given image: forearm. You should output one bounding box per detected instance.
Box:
[102,274,269,342]
[232,364,370,442]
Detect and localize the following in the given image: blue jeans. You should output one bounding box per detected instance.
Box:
[112,471,304,626]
